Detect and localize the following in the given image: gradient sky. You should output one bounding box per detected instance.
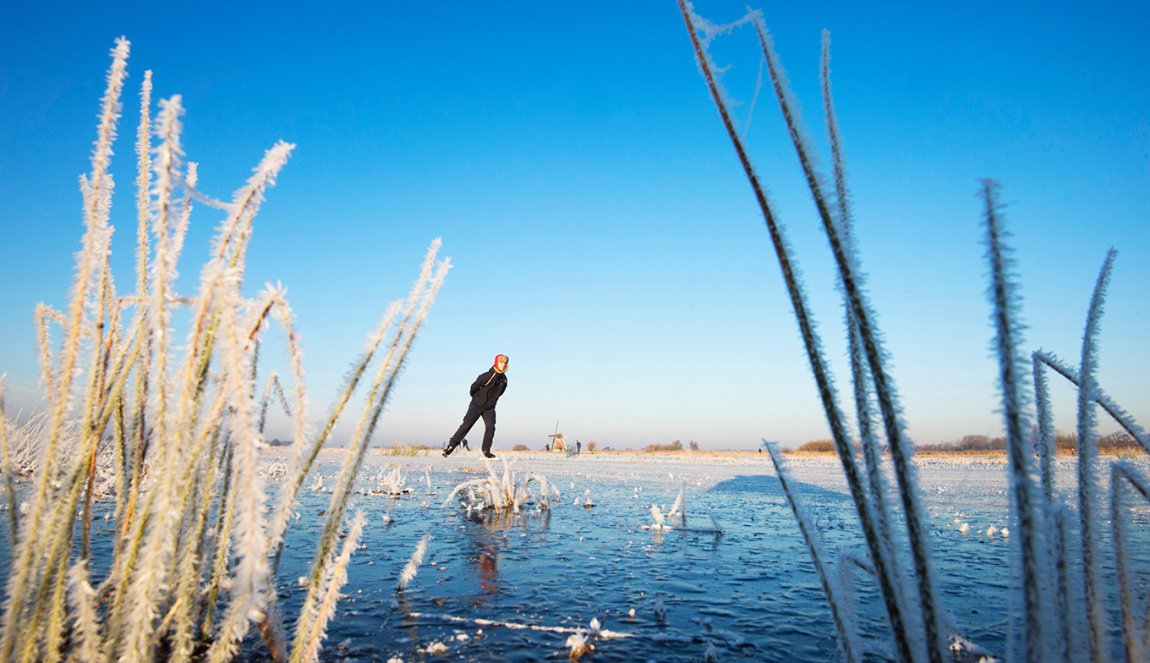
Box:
[2,1,1147,450]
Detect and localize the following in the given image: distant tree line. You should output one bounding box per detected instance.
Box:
[790,432,1138,455]
[642,440,700,452]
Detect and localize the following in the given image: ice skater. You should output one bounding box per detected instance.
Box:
[443,354,509,459]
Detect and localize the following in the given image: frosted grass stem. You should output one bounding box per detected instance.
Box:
[678,5,917,659]
[0,40,130,661]
[0,382,17,540]
[1075,249,1118,663]
[203,441,235,638]
[127,70,154,557]
[982,180,1047,661]
[1110,462,1150,662]
[293,249,448,655]
[267,301,399,576]
[1034,351,1150,453]
[766,442,860,663]
[66,560,103,663]
[750,15,943,660]
[820,31,905,625]
[290,511,365,663]
[205,273,271,663]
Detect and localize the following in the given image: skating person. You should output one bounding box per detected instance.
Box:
[443,354,509,459]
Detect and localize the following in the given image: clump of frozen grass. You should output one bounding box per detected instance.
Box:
[0,39,448,663]
[681,4,1146,662]
[641,480,720,534]
[441,458,560,514]
[376,443,425,457]
[362,465,410,496]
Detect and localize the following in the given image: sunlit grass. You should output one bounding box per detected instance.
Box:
[0,39,448,663]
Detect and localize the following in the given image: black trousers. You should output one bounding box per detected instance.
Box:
[449,405,497,452]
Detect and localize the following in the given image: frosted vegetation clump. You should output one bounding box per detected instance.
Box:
[679,3,1149,662]
[0,38,449,662]
[441,458,561,515]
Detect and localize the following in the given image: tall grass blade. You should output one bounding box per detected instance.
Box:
[1075,248,1118,663]
[1034,351,1150,453]
[677,4,922,658]
[1110,462,1150,662]
[820,30,906,626]
[65,560,103,663]
[765,442,860,663]
[749,15,944,660]
[290,511,365,663]
[981,180,1049,661]
[0,38,130,663]
[291,245,448,657]
[0,382,17,541]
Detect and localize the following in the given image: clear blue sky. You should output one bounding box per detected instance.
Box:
[2,1,1147,450]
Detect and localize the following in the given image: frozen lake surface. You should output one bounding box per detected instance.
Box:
[246,450,1150,661]
[4,450,1147,661]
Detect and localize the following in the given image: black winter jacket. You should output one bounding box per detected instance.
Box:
[469,369,508,410]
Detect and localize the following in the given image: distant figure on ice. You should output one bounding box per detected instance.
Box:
[443,354,509,459]
[576,440,582,454]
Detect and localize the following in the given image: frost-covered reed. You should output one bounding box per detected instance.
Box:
[0,39,448,663]
[441,458,560,514]
[680,3,1147,662]
[396,533,432,592]
[643,479,721,534]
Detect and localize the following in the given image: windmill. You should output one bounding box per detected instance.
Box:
[547,421,566,452]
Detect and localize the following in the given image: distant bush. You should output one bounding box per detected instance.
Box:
[688,440,700,451]
[586,440,597,452]
[1098,432,1138,451]
[643,440,684,453]
[512,444,530,451]
[378,444,425,457]
[795,439,835,453]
